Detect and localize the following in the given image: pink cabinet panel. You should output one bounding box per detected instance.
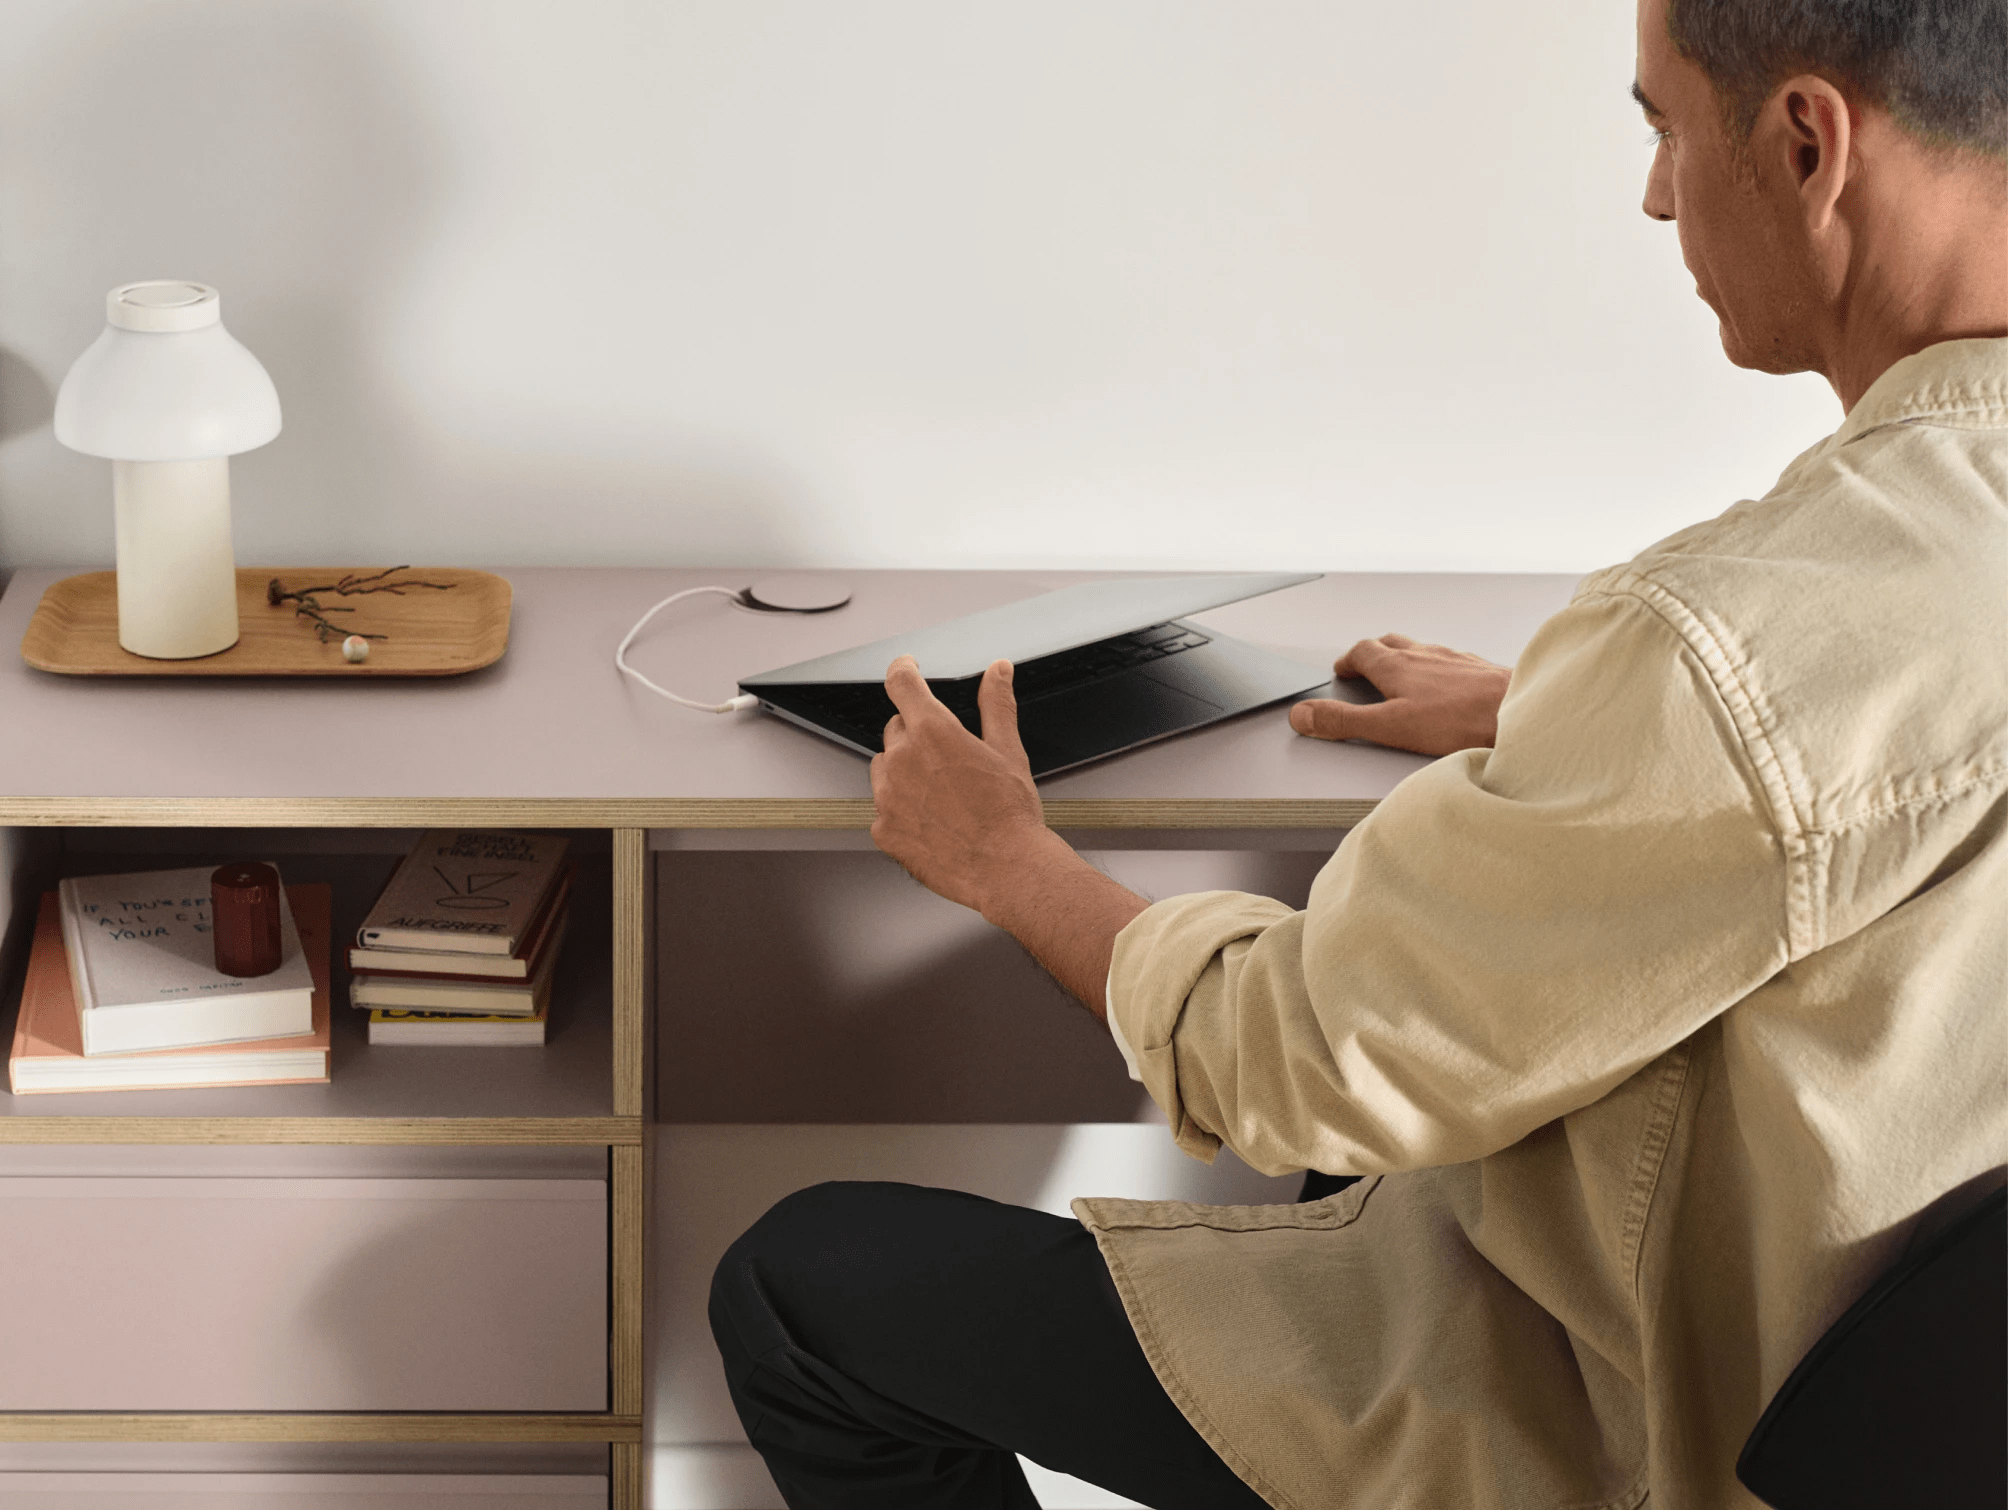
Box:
[0,1179,606,1410]
[0,1475,609,1508]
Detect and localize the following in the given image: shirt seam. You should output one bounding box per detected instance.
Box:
[1622,1041,1694,1306]
[1575,578,1807,836]
[1576,576,1813,952]
[1084,1176,1383,1235]
[1836,377,2008,444]
[1803,762,2008,834]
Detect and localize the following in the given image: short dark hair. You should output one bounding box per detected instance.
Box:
[1666,0,2008,157]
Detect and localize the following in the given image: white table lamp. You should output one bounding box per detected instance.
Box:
[53,281,282,659]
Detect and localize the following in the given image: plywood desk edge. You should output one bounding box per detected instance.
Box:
[0,796,1380,829]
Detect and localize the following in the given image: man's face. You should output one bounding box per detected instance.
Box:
[1634,0,1819,374]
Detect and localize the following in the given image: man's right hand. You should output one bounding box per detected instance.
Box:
[1289,634,1511,756]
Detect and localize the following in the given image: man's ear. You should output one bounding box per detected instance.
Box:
[1769,73,1853,233]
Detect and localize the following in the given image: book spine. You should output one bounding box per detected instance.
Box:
[55,877,100,1039]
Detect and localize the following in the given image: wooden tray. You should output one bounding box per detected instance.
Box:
[21,567,512,677]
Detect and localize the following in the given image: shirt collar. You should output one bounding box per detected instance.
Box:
[1835,337,2008,446]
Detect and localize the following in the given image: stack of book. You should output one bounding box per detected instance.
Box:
[350,830,572,1046]
[8,867,331,1095]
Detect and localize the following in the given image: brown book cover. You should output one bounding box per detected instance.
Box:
[349,866,573,982]
[10,886,332,1094]
[356,830,570,956]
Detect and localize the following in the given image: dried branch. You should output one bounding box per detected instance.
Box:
[267,567,458,643]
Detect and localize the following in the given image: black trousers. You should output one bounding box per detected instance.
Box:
[708,1180,1278,1509]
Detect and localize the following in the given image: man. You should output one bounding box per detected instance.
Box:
[711,0,2007,1504]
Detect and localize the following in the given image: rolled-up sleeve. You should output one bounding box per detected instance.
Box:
[1107,587,1792,1177]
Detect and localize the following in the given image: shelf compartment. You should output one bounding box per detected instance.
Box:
[0,845,618,1139]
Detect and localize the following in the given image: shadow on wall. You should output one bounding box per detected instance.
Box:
[0,0,808,569]
[657,845,1336,1124]
[0,828,59,1033]
[659,849,1152,1124]
[0,347,53,446]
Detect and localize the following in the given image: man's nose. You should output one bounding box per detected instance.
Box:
[1642,143,1676,221]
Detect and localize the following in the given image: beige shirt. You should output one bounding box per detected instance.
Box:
[1078,339,2008,1510]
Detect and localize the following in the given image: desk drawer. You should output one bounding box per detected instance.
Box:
[0,1178,606,1410]
[0,1475,609,1508]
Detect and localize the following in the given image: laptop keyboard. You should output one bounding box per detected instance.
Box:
[767,622,1213,744]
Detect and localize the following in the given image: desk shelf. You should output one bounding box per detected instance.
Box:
[0,825,650,1499]
[0,847,629,1145]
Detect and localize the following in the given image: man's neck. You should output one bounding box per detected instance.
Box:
[1819,141,2008,412]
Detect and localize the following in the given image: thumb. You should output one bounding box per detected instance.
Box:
[977,660,1028,764]
[1290,697,1410,746]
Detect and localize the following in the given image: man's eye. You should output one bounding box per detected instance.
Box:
[1645,128,1671,148]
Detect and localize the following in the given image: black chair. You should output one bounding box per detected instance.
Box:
[1737,1180,2007,1509]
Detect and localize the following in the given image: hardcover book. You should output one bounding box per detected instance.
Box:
[11,886,333,1094]
[349,915,566,1017]
[57,865,315,1056]
[357,830,571,956]
[368,1004,548,1046]
[349,865,573,979]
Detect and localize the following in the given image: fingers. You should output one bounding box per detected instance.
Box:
[1290,699,1346,740]
[1289,697,1409,746]
[883,655,942,719]
[976,660,1027,764]
[883,656,957,749]
[1332,636,1399,682]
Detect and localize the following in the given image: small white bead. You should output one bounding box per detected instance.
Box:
[342,635,370,663]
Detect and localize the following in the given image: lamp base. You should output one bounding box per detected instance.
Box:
[113,458,241,658]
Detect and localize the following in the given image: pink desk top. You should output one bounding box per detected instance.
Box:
[0,567,1577,823]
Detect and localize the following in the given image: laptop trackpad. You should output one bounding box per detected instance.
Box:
[1020,674,1225,761]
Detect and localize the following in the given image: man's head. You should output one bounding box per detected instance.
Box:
[1633,0,2007,403]
[1664,0,2007,156]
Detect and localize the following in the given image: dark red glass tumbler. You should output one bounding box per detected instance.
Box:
[211,861,283,978]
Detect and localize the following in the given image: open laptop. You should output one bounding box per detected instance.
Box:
[739,573,1331,778]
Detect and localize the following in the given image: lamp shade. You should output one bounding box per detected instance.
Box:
[53,282,281,461]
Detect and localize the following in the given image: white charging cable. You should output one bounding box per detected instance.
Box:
[614,586,760,713]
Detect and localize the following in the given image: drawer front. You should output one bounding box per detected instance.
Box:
[0,1475,609,1508]
[0,1179,606,1411]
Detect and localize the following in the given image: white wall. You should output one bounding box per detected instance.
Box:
[0,0,1838,577]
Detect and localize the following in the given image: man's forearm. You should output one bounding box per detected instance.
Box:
[978,828,1151,1023]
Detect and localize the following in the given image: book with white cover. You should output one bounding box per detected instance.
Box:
[57,866,315,1056]
[12,887,332,1093]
